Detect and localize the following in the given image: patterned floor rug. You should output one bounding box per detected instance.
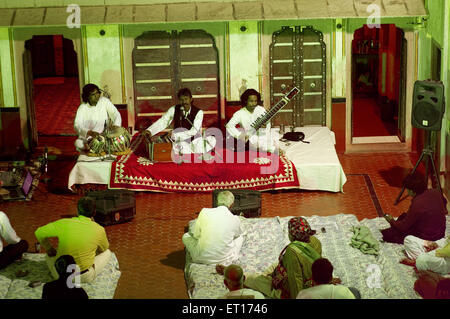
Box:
[0,252,121,299]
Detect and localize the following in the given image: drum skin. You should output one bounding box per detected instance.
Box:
[87,127,131,155]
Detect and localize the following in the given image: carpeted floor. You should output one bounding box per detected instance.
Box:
[352,96,398,137]
[34,77,80,136]
[1,148,426,298]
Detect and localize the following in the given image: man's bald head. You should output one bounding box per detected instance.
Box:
[224,264,244,290]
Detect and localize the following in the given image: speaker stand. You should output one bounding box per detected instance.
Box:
[394,131,442,205]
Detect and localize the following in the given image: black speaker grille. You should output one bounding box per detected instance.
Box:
[413,101,440,128]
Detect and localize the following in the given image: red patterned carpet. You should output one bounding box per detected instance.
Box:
[34,77,80,136]
[352,96,397,137]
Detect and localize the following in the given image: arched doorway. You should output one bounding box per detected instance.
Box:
[351,24,406,143]
[24,35,80,138]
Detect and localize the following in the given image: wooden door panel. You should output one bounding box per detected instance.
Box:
[304,111,322,125]
[133,30,220,129]
[136,100,174,114]
[270,26,326,127]
[303,78,322,93]
[302,61,323,75]
[135,82,173,97]
[179,47,217,61]
[303,95,322,109]
[134,66,172,80]
[179,65,218,78]
[302,45,323,59]
[133,49,171,62]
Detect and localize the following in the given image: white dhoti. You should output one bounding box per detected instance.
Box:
[46,249,112,283]
[182,233,244,265]
[404,235,450,275]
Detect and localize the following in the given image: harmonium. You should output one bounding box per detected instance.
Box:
[143,133,173,162]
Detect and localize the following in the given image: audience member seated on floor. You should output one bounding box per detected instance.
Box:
[42,255,89,299]
[218,264,265,299]
[381,173,447,244]
[35,197,112,283]
[400,234,450,275]
[182,191,243,265]
[296,258,359,299]
[0,211,29,270]
[414,269,450,299]
[219,217,321,299]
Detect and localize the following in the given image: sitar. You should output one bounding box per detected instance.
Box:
[229,87,300,151]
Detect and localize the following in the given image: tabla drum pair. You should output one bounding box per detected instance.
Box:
[87,127,131,156]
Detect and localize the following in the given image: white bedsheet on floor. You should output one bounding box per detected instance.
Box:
[68,154,113,191]
[279,126,346,192]
[184,214,450,299]
[68,127,346,192]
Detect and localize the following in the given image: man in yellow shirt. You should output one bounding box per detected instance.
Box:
[35,197,111,283]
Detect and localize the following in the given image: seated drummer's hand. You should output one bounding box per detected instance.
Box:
[87,130,100,138]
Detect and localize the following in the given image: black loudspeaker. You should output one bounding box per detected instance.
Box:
[411,80,445,131]
[212,189,261,218]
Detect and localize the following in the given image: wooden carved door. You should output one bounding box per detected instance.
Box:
[132,30,220,131]
[270,26,326,127]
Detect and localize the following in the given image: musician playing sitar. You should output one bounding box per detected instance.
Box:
[226,89,280,154]
[143,88,216,155]
[74,83,122,153]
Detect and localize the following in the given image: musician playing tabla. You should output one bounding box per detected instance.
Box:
[74,84,122,153]
[226,89,280,154]
[143,88,216,155]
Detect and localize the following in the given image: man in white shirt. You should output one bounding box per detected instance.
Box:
[0,211,29,269]
[182,191,243,265]
[226,89,279,153]
[219,264,265,299]
[296,258,359,299]
[74,83,122,153]
[144,88,216,155]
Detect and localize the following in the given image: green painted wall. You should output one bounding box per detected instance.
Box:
[0,27,16,107]
[84,25,122,104]
[426,0,444,48]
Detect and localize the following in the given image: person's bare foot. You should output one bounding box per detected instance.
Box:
[400,258,416,267]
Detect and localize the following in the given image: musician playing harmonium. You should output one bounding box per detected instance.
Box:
[143,88,216,155]
[74,83,122,153]
[226,88,280,154]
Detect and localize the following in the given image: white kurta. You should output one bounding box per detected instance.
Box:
[404,235,450,275]
[146,105,216,154]
[226,106,279,153]
[296,284,356,299]
[0,211,21,253]
[182,206,243,265]
[74,97,122,150]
